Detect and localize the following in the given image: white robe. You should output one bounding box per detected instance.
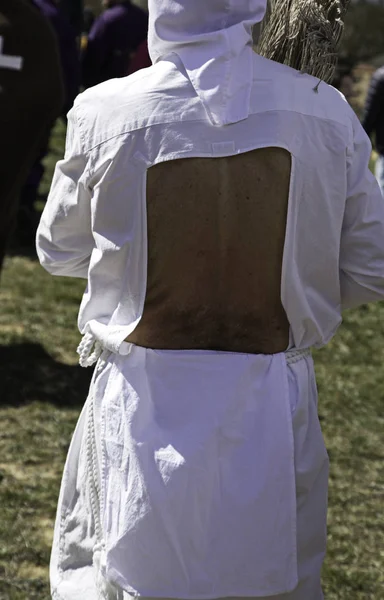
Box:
[37,1,384,598]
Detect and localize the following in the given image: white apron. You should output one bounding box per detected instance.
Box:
[50,345,328,600]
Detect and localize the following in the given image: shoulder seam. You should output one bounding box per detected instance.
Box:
[78,108,351,153]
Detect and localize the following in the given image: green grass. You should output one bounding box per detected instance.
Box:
[0,121,383,599]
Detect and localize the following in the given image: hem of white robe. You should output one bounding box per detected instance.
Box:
[50,348,327,600]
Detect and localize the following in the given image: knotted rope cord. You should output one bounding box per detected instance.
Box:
[77,331,103,367]
[258,0,350,85]
[86,390,102,542]
[285,347,311,364]
[86,383,122,599]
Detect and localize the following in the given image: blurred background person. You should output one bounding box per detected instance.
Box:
[81,0,148,88]
[32,0,80,119]
[332,59,356,104]
[16,0,80,246]
[59,0,84,36]
[80,6,96,54]
[83,5,96,34]
[127,37,151,74]
[362,66,384,195]
[0,0,63,273]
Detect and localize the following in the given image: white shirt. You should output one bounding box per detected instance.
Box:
[37,53,384,358]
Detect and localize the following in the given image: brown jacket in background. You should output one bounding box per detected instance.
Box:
[0,0,64,272]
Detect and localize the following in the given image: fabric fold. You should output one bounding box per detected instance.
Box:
[100,346,299,597]
[148,0,267,126]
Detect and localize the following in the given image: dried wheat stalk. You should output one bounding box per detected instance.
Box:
[257,0,350,84]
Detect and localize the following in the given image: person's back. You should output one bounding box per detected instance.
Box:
[128,147,290,354]
[36,1,384,599]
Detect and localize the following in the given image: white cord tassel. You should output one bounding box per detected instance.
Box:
[77,332,103,367]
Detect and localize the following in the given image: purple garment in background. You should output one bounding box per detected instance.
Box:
[19,0,80,221]
[81,1,148,88]
[33,0,80,113]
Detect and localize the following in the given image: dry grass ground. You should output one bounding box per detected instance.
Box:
[0,94,383,599]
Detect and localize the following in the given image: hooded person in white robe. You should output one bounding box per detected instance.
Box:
[36,0,384,599]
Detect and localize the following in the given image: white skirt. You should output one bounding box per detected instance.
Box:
[50,345,328,600]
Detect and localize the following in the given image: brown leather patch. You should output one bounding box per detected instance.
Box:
[127,147,291,354]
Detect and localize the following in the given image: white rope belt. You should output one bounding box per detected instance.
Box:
[285,347,311,364]
[77,332,311,368]
[77,332,104,368]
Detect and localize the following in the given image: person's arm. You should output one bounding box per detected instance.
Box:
[0,0,63,272]
[340,113,384,309]
[361,71,384,138]
[36,105,94,278]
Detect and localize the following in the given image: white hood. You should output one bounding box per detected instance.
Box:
[148,0,267,126]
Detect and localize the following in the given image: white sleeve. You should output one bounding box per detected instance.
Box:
[36,106,93,279]
[340,113,384,310]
